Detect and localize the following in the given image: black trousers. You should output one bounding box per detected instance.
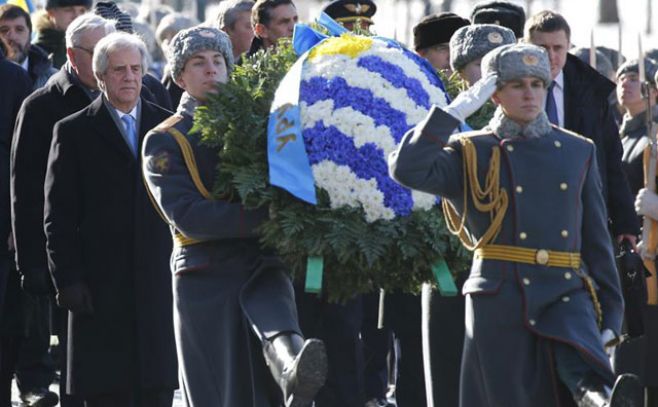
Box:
[296,288,365,407]
[0,268,54,405]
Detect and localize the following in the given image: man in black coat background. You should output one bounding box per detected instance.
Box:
[0,40,31,346]
[9,14,116,407]
[44,31,176,407]
[0,4,57,90]
[525,10,640,243]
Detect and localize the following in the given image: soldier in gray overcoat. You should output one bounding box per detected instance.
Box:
[141,27,327,407]
[389,43,641,407]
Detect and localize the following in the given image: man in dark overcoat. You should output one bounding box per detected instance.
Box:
[525,10,640,246]
[389,43,640,407]
[0,41,31,340]
[10,14,115,407]
[44,31,177,406]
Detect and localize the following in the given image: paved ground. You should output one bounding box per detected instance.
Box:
[11,382,185,407]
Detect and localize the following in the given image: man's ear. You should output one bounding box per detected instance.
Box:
[491,92,501,105]
[66,48,77,69]
[173,74,185,90]
[254,23,267,40]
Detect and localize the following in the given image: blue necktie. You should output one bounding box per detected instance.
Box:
[120,114,138,156]
[545,82,559,126]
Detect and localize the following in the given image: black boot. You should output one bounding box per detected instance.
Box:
[575,374,643,407]
[264,333,328,407]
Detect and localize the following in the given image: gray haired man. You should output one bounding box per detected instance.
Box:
[44,31,177,406]
[216,0,254,59]
[11,14,115,406]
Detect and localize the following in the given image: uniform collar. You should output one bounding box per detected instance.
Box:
[487,107,553,140]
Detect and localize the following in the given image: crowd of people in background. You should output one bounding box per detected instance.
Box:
[1,0,658,406]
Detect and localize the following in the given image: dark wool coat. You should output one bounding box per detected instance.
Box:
[0,51,31,314]
[563,54,639,237]
[11,68,93,281]
[44,96,177,397]
[11,67,172,284]
[25,44,56,90]
[389,107,624,407]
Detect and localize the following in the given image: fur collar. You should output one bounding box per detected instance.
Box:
[485,107,553,139]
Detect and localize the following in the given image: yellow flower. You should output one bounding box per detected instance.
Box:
[308,34,373,61]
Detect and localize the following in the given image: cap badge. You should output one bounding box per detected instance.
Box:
[522,55,539,66]
[199,29,215,38]
[488,32,503,44]
[345,3,370,15]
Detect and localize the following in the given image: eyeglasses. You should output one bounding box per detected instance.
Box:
[74,45,94,55]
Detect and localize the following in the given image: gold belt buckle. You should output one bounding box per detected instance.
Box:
[535,249,550,265]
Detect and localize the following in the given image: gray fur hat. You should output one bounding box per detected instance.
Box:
[166,26,234,81]
[450,24,516,72]
[482,43,551,86]
[616,58,658,85]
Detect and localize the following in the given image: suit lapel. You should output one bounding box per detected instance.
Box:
[88,97,136,160]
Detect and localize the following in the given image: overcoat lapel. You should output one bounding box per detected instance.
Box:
[87,97,135,160]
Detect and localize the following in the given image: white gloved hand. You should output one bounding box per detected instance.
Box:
[600,329,618,358]
[443,73,499,123]
[635,188,658,219]
[636,239,656,261]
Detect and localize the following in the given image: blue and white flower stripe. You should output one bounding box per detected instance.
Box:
[299,37,447,222]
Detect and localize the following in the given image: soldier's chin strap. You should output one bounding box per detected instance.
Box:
[442,137,508,251]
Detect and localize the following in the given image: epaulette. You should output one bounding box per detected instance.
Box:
[552,125,595,145]
[448,129,495,144]
[153,114,184,133]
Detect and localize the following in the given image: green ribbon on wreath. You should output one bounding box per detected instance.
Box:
[305,256,324,294]
[432,259,457,296]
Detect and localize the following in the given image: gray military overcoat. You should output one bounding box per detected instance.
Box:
[389,107,624,407]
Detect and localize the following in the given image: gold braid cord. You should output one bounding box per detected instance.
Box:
[583,276,603,328]
[441,138,603,327]
[442,138,508,251]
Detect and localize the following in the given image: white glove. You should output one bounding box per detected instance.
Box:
[637,239,658,261]
[600,329,618,358]
[635,188,658,220]
[443,73,498,123]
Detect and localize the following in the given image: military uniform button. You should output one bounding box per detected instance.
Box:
[519,232,527,240]
[529,319,536,326]
[506,144,514,152]
[523,278,530,286]
[560,183,568,191]
[562,296,570,302]
[516,186,523,193]
[564,272,572,280]
[561,230,569,238]
[554,140,562,148]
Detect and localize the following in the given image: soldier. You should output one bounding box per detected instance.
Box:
[413,12,469,73]
[470,0,526,39]
[617,59,658,404]
[450,23,516,86]
[389,43,642,407]
[322,0,376,32]
[141,26,327,407]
